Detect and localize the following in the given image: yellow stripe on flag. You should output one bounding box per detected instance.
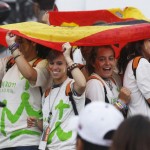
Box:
[0,22,128,43]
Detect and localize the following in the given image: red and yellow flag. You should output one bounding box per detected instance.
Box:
[0,20,150,58]
[48,7,149,26]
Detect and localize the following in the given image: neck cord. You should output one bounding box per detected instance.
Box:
[47,78,68,125]
[104,78,113,91]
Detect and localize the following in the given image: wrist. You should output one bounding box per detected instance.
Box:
[67,63,79,72]
[117,99,128,109]
[8,42,19,54]
[35,119,39,127]
[114,99,128,116]
[65,57,74,66]
[12,49,22,58]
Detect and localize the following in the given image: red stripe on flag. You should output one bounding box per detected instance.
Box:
[49,10,133,26]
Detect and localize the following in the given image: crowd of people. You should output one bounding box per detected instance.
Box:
[1,2,150,150]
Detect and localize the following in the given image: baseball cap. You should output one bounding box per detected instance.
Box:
[76,101,124,147]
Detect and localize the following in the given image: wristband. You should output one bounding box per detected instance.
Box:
[67,63,78,72]
[8,43,19,54]
[117,99,128,110]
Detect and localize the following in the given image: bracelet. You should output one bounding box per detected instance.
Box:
[67,63,78,72]
[117,99,128,110]
[114,99,128,116]
[8,42,19,54]
[14,54,21,60]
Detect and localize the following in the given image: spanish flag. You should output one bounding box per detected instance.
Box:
[48,7,149,26]
[0,20,150,58]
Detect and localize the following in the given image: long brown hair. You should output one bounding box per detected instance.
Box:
[110,115,150,150]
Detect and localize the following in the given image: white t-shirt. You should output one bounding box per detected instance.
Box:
[124,58,150,117]
[0,56,50,149]
[86,73,119,104]
[41,77,85,150]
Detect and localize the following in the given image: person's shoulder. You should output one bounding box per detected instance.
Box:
[35,58,48,68]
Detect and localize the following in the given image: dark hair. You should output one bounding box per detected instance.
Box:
[36,43,51,59]
[117,40,144,75]
[17,37,51,59]
[87,45,115,75]
[110,115,150,150]
[77,134,109,150]
[47,49,62,61]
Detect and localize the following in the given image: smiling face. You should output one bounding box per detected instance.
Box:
[48,54,68,84]
[93,46,115,79]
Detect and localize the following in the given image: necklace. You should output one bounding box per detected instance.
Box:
[104,79,113,91]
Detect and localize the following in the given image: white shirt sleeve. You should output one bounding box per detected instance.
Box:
[136,58,150,100]
[85,79,105,102]
[0,56,10,82]
[30,59,50,90]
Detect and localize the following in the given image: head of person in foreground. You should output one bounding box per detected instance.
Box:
[76,101,124,150]
[110,115,150,150]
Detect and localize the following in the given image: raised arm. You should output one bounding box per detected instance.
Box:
[62,42,86,95]
[6,31,39,83]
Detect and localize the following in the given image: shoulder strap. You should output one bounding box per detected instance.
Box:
[88,75,109,103]
[6,57,15,72]
[66,81,79,115]
[45,88,51,98]
[6,57,43,71]
[132,56,150,108]
[6,57,43,97]
[32,58,43,97]
[32,58,43,67]
[132,56,142,79]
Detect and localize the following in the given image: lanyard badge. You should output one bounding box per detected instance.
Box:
[39,126,51,150]
[39,112,52,150]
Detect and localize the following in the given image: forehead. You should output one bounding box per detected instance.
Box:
[97,47,115,57]
[49,54,65,62]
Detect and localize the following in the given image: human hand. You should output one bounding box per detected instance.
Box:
[27,117,37,128]
[118,87,131,104]
[62,42,72,59]
[6,31,17,46]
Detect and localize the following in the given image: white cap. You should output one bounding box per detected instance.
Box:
[77,101,124,147]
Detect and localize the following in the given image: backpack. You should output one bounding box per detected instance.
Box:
[132,56,150,107]
[132,56,143,79]
[44,81,91,116]
[66,81,91,115]
[88,75,110,103]
[6,57,43,97]
[88,75,118,103]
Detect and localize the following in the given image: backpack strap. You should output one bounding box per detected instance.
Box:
[132,56,150,108]
[88,75,109,103]
[66,81,79,115]
[6,57,15,72]
[6,57,43,97]
[32,58,43,67]
[45,88,51,98]
[132,56,142,79]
